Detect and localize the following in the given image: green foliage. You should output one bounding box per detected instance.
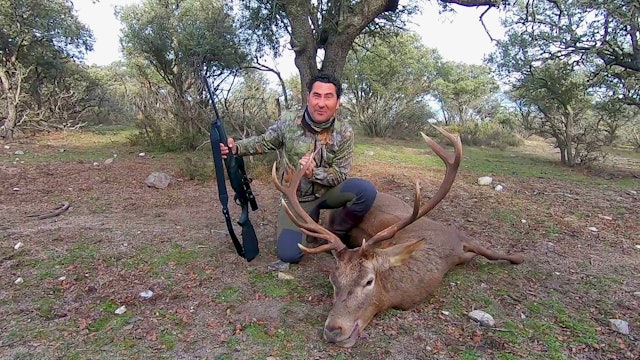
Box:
[0,0,94,139]
[84,64,138,126]
[221,70,281,138]
[511,61,605,166]
[432,62,500,126]
[454,121,524,150]
[342,31,438,138]
[118,0,248,150]
[489,0,640,166]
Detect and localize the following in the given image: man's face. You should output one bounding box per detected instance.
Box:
[307,81,340,123]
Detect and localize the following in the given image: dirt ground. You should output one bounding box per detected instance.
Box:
[0,134,638,359]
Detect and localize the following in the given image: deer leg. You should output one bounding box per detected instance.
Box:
[462,241,524,264]
[456,228,524,264]
[457,252,478,265]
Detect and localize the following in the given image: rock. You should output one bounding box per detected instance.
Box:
[114,305,127,315]
[104,157,114,165]
[138,152,146,157]
[494,184,504,192]
[277,272,294,280]
[14,150,24,155]
[15,277,24,285]
[598,215,613,220]
[14,242,23,250]
[588,227,598,232]
[3,145,10,149]
[139,290,154,299]
[145,172,171,189]
[609,319,630,335]
[477,176,493,186]
[468,310,495,327]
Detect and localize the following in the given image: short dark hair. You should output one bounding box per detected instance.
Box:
[307,73,342,98]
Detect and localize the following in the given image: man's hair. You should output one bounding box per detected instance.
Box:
[307,73,342,98]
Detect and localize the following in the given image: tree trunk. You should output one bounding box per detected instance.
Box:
[284,0,399,105]
[1,99,17,141]
[558,144,567,164]
[0,65,20,141]
[565,108,575,166]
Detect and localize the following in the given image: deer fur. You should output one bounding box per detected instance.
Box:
[273,127,524,348]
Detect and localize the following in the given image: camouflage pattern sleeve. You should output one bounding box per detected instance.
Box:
[235,118,286,156]
[312,123,354,187]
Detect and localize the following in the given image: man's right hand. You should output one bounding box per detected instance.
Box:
[220,138,235,159]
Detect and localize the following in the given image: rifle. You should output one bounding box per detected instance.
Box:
[204,76,259,262]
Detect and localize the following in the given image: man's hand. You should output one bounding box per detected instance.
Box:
[220,138,235,159]
[299,154,316,179]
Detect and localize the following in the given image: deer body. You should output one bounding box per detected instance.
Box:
[273,127,524,348]
[350,193,463,309]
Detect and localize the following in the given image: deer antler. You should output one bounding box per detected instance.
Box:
[367,126,462,246]
[271,155,346,254]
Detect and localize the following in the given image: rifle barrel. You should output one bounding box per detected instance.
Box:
[203,76,221,120]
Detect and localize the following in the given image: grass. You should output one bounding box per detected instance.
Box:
[1,129,637,359]
[248,270,302,298]
[222,321,309,359]
[356,135,638,189]
[213,286,241,304]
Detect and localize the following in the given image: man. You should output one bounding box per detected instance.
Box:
[220,73,377,270]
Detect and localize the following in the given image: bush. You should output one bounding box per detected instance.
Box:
[457,121,523,150]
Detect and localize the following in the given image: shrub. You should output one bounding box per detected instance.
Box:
[458,121,523,150]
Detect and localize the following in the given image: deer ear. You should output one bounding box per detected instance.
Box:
[379,239,424,267]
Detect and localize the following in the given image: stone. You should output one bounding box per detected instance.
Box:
[477,176,493,186]
[145,172,171,189]
[468,309,495,327]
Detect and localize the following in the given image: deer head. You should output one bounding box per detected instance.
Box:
[272,126,463,347]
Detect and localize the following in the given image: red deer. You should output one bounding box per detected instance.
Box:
[272,126,524,348]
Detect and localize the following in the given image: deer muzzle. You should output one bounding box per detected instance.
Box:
[324,320,360,348]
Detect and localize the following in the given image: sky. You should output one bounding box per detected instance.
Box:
[75,0,504,70]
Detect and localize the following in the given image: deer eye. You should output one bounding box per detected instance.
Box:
[364,278,374,288]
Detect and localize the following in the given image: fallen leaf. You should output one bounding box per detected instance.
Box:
[472,329,483,344]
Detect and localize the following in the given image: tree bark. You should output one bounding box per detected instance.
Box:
[0,65,21,141]
[565,107,575,166]
[284,0,400,105]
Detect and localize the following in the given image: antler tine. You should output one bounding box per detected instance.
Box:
[271,155,346,254]
[367,126,462,246]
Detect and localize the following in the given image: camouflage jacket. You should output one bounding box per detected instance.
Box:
[236,109,354,201]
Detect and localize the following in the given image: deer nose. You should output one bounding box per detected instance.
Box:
[323,324,344,342]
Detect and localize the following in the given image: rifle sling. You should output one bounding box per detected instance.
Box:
[210,122,245,258]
